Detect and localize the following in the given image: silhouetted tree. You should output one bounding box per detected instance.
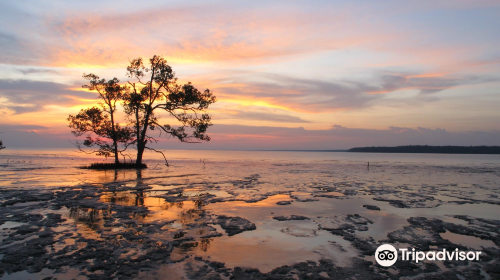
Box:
[124,55,216,166]
[0,139,5,150]
[68,75,133,163]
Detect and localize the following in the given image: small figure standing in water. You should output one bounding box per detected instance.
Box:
[367,161,370,171]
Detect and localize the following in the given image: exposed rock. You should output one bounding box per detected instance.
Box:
[276,201,292,205]
[273,215,309,221]
[314,214,373,233]
[362,205,380,211]
[214,215,256,236]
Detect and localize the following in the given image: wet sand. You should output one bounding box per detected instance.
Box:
[0,151,499,279]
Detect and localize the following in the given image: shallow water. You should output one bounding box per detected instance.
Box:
[0,149,499,279]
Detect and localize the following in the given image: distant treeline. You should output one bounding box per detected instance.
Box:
[348,145,500,154]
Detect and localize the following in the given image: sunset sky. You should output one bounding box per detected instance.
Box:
[1,0,499,150]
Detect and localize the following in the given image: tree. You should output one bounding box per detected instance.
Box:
[0,139,4,150]
[68,75,132,163]
[124,55,216,166]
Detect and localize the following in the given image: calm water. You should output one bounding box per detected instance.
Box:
[3,148,500,165]
[2,148,499,190]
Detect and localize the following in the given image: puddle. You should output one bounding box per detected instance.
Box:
[11,201,42,207]
[149,184,187,191]
[136,262,188,280]
[1,221,25,229]
[206,194,408,241]
[141,200,202,225]
[195,219,360,272]
[440,231,496,249]
[1,267,87,280]
[182,190,232,198]
[321,191,345,197]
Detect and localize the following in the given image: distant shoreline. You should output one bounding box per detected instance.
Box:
[256,150,348,152]
[348,145,500,155]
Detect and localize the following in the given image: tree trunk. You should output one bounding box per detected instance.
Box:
[135,140,145,166]
[135,107,151,167]
[134,107,142,166]
[113,141,119,164]
[110,109,120,165]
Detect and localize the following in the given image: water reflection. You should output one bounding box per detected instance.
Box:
[2,150,499,277]
[69,207,107,231]
[69,167,210,234]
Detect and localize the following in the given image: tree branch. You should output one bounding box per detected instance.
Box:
[144,146,169,167]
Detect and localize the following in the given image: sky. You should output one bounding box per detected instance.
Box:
[0,0,499,150]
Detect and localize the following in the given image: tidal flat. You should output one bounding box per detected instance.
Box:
[0,150,499,279]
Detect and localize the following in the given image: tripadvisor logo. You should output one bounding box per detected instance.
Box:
[375,244,482,267]
[375,244,398,267]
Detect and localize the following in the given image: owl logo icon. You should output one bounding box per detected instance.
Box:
[375,244,398,267]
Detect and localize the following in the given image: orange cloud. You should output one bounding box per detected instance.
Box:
[35,5,393,68]
[405,73,448,79]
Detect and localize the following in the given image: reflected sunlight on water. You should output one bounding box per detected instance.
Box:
[0,149,499,276]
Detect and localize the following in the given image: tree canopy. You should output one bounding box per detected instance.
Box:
[68,75,132,163]
[67,55,216,167]
[124,55,217,165]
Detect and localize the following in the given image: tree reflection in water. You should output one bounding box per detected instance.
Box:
[177,238,212,253]
[69,207,108,230]
[70,167,210,231]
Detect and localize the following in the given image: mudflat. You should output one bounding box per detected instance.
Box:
[0,151,499,279]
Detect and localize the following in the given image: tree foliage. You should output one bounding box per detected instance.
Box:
[68,107,132,158]
[0,139,4,150]
[67,55,216,168]
[124,55,217,165]
[68,75,132,163]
